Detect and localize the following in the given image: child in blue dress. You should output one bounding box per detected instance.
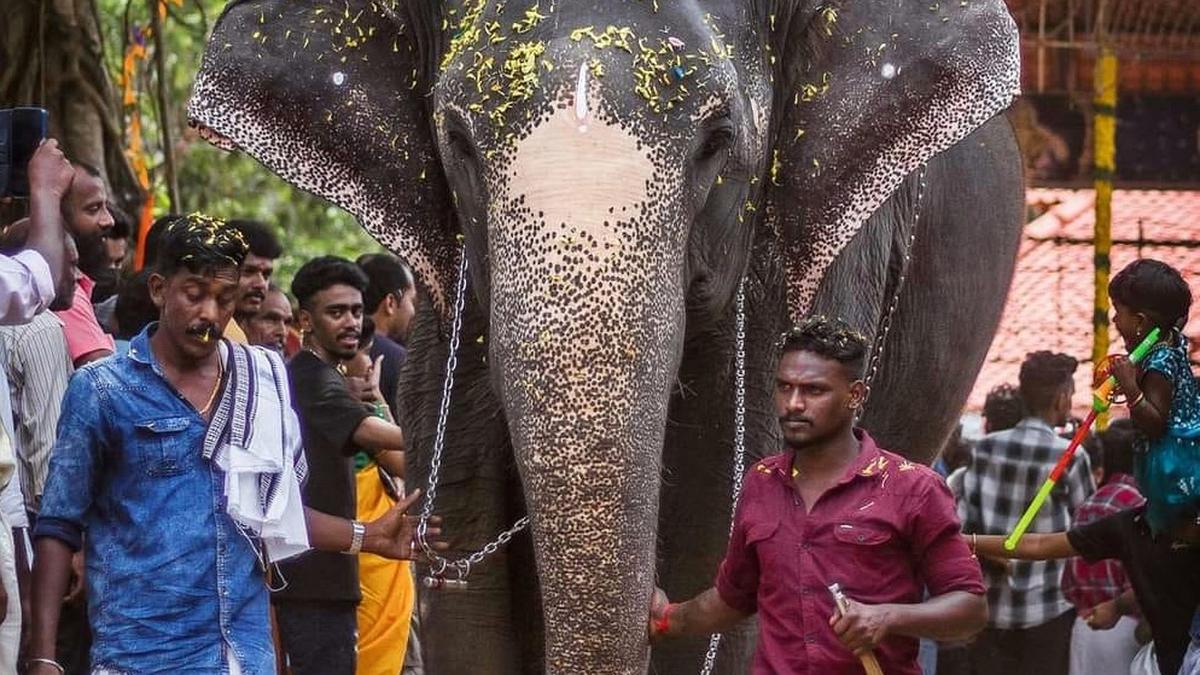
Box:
[1107,259,1200,675]
[1108,258,1200,538]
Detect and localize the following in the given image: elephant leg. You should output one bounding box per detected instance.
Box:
[402,302,535,674]
[858,114,1024,461]
[653,265,786,675]
[417,475,525,675]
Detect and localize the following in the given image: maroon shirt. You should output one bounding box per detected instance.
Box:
[715,429,985,674]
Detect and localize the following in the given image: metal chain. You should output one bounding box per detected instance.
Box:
[417,249,529,582]
[863,165,927,400]
[700,279,748,675]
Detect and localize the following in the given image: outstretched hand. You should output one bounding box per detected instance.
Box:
[830,598,892,656]
[648,587,671,642]
[362,489,447,560]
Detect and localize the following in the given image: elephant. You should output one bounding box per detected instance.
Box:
[188,0,1024,672]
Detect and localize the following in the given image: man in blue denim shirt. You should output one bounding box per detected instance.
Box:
[26,215,439,675]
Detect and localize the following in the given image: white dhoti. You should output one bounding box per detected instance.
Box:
[1069,614,1140,675]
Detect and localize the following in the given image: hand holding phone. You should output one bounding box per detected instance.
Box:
[0,107,50,198]
[27,139,74,200]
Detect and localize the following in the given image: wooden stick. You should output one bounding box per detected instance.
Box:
[829,583,885,675]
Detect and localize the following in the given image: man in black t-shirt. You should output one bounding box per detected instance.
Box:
[357,253,416,419]
[275,256,410,675]
[974,508,1200,675]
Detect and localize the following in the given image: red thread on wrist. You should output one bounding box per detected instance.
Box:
[654,603,676,635]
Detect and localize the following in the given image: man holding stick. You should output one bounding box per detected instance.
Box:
[649,316,987,673]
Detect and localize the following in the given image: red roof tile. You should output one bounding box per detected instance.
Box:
[968,188,1200,415]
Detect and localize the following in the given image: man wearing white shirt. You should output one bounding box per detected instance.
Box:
[0,137,79,671]
[1,139,72,323]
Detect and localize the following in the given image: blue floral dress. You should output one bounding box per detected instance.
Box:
[1135,334,1200,534]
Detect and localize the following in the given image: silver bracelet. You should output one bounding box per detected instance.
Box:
[343,520,366,555]
[27,658,66,674]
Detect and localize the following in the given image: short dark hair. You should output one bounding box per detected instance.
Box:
[357,253,414,314]
[1098,418,1137,478]
[72,161,102,179]
[1109,259,1192,333]
[114,270,159,340]
[778,315,869,378]
[359,316,377,351]
[291,255,368,309]
[228,219,283,259]
[153,214,248,278]
[983,383,1024,432]
[106,202,132,240]
[142,213,182,270]
[1018,351,1078,412]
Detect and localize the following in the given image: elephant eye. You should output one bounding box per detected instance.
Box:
[446,129,477,163]
[695,126,734,163]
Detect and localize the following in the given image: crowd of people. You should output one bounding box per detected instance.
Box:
[0,138,1198,675]
[0,140,432,675]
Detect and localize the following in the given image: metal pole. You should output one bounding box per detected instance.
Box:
[147,0,181,212]
[1092,45,1117,430]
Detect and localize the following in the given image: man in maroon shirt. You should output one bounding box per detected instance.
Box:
[649,316,988,673]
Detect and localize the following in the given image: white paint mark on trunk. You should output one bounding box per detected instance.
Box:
[574,63,589,132]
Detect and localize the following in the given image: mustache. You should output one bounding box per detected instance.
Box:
[245,289,266,300]
[186,323,222,343]
[780,414,813,425]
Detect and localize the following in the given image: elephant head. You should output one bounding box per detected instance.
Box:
[189,1,1017,671]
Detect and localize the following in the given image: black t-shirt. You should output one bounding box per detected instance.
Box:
[369,334,407,420]
[1067,507,1200,675]
[273,350,371,604]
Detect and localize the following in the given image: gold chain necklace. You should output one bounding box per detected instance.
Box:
[197,358,224,417]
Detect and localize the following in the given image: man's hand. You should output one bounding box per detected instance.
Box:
[1086,599,1122,630]
[361,489,446,560]
[27,140,74,200]
[1108,355,1141,401]
[830,599,892,656]
[344,374,379,403]
[64,551,85,605]
[648,587,671,641]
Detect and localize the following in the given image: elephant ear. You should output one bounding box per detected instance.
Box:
[188,0,458,314]
[767,0,1019,320]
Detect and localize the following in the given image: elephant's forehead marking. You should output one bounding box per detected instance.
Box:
[505,102,657,269]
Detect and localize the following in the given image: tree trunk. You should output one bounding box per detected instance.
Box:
[0,0,141,213]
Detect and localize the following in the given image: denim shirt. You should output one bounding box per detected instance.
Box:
[35,326,276,674]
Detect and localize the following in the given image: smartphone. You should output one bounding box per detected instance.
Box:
[0,107,50,199]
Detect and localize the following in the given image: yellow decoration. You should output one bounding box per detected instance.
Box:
[1092,48,1117,429]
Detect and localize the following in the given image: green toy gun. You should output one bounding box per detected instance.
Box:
[1004,327,1161,550]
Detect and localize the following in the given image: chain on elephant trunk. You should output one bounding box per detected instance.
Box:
[416,248,529,590]
[699,278,749,674]
[862,164,927,405]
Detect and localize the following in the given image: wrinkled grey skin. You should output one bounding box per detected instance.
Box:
[189,1,1022,672]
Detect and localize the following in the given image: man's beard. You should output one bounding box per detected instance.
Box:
[75,231,111,281]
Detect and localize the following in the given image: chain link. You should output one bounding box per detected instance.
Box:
[417,249,529,582]
[700,279,748,675]
[863,165,927,400]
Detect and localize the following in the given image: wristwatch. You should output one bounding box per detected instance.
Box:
[344,521,366,555]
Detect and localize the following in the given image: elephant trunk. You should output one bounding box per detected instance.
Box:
[489,281,685,673]
[480,99,690,672]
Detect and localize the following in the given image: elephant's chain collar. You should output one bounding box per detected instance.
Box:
[416,251,530,589]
